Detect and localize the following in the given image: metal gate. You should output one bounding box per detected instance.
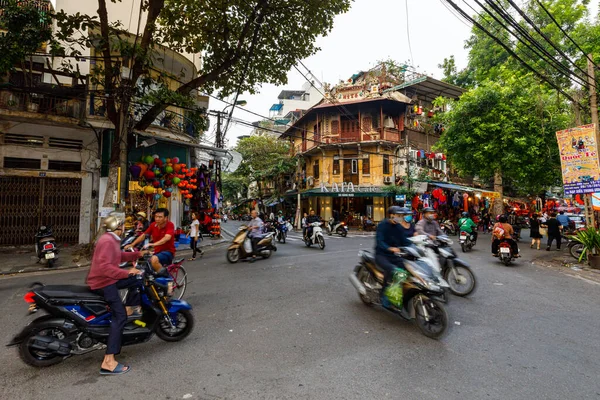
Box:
[0,176,81,245]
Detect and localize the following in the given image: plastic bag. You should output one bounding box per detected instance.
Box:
[243,237,253,253]
[384,269,409,308]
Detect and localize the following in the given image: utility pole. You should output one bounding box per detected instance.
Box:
[214,112,224,210]
[586,54,598,228]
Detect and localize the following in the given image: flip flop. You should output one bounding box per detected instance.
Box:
[100,363,130,375]
[188,258,195,261]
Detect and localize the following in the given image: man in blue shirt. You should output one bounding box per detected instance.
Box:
[557,211,570,229]
[375,206,413,305]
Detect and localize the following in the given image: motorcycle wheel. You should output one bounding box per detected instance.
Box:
[569,242,585,261]
[19,326,68,367]
[338,228,347,237]
[155,309,194,342]
[461,243,466,253]
[356,266,374,306]
[47,259,55,268]
[413,295,448,340]
[317,236,325,250]
[502,257,512,266]
[444,265,476,296]
[305,239,312,247]
[226,249,240,263]
[261,249,272,259]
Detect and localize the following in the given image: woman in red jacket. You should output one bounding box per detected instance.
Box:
[87,213,148,375]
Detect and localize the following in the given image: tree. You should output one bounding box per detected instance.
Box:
[221,172,249,204]
[435,78,571,214]
[51,0,351,207]
[234,135,296,207]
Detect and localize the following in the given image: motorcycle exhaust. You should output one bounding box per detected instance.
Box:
[29,335,72,356]
[348,273,367,296]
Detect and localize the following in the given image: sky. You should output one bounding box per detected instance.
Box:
[217,0,600,145]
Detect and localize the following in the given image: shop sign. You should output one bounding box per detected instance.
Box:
[319,182,379,194]
[556,124,600,195]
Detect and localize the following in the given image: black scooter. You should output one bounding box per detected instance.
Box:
[35,226,58,268]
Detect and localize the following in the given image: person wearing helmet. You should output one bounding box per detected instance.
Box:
[135,211,149,234]
[416,207,444,240]
[397,207,416,237]
[375,206,413,307]
[86,212,149,375]
[458,211,478,243]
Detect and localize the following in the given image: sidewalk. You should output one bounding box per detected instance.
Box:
[0,227,234,277]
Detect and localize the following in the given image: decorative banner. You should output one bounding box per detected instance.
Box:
[556,124,600,195]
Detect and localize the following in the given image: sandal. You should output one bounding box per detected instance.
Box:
[100,363,130,375]
[188,258,195,261]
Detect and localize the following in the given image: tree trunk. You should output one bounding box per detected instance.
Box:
[493,170,504,217]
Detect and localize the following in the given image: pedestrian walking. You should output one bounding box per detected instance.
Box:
[529,214,543,250]
[541,213,562,251]
[187,212,204,260]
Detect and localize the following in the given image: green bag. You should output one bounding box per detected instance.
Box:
[384,269,409,307]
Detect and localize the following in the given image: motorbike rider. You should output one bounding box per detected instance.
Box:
[86,212,150,375]
[306,209,321,240]
[398,207,416,237]
[416,207,444,240]
[126,208,176,272]
[492,215,519,257]
[375,206,413,307]
[247,210,264,263]
[458,212,478,243]
[135,211,149,234]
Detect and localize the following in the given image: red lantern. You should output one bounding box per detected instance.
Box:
[164,180,172,187]
[152,180,160,188]
[144,170,155,180]
[163,191,172,198]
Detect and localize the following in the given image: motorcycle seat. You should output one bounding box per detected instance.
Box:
[39,237,55,243]
[37,285,104,300]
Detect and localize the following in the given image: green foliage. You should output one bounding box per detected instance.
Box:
[0,0,53,74]
[437,55,474,88]
[234,135,296,198]
[568,227,600,262]
[435,78,570,195]
[221,172,250,203]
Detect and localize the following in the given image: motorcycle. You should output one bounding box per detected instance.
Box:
[349,249,449,339]
[305,222,326,249]
[440,220,457,236]
[226,226,277,263]
[414,235,477,297]
[35,225,58,268]
[8,256,194,368]
[275,221,288,244]
[326,218,348,237]
[498,239,515,266]
[458,230,476,253]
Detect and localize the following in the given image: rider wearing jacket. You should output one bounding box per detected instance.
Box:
[416,208,444,239]
[458,212,478,243]
[375,206,413,306]
[306,210,321,239]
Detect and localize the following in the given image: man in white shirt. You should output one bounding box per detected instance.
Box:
[247,210,264,263]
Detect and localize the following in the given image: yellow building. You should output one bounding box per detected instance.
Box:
[282,79,412,225]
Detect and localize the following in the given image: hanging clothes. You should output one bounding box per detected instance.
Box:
[452,192,460,208]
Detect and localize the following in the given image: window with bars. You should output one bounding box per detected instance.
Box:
[362,157,370,175]
[331,120,339,135]
[333,159,340,175]
[362,116,372,131]
[383,155,390,174]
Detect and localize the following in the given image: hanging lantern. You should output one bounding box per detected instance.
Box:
[143,186,155,195]
[144,170,155,180]
[164,179,172,187]
[165,165,174,174]
[129,164,142,180]
[144,155,154,165]
[154,194,161,200]
[172,157,180,164]
[152,180,160,188]
[163,191,172,198]
[172,177,181,185]
[154,158,164,168]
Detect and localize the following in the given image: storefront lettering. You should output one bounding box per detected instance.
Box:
[320,182,378,193]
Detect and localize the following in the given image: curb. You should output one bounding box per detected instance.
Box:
[531,256,600,284]
[0,238,229,278]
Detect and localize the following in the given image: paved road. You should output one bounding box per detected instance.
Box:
[1,221,599,400]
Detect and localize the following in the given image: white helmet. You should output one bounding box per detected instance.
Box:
[104,212,125,232]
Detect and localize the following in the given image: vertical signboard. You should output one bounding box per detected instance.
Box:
[556,124,600,194]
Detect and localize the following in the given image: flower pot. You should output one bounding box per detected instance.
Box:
[588,254,600,270]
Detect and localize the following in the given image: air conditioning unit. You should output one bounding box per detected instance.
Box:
[383,176,393,184]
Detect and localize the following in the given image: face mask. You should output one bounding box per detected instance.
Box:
[404,215,413,223]
[425,214,434,221]
[392,216,402,224]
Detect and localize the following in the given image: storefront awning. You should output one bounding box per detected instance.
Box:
[431,182,468,191]
[300,188,394,198]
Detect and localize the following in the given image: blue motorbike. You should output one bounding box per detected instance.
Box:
[8,256,194,367]
[276,221,288,244]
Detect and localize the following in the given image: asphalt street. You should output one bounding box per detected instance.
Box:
[1,221,599,400]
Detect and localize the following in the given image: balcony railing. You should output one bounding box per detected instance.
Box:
[0,86,85,120]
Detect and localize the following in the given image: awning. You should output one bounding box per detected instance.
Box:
[300,188,394,198]
[431,182,468,191]
[269,103,283,111]
[430,181,501,198]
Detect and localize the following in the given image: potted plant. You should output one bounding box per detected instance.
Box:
[569,227,600,269]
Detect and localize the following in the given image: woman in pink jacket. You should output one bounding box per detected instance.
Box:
[87,213,148,375]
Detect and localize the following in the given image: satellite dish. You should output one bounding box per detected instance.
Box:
[224,150,242,173]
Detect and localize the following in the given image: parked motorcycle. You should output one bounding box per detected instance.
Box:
[349,249,449,339]
[226,226,277,263]
[8,256,194,367]
[35,226,58,268]
[458,230,476,253]
[275,221,288,243]
[305,222,326,249]
[326,218,348,237]
[414,235,477,297]
[440,220,457,236]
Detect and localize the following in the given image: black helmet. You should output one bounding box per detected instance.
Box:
[422,207,435,213]
[387,206,403,215]
[398,207,412,215]
[462,212,469,217]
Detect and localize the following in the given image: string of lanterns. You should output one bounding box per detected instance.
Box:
[129,155,199,200]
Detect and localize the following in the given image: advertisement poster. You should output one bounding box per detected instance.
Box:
[556,124,600,195]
